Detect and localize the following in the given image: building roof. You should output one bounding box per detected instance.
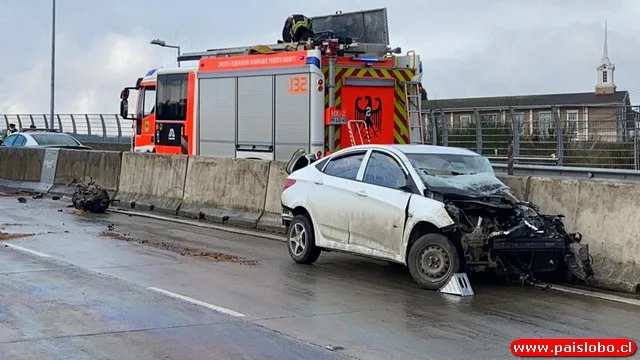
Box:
[423,90,630,111]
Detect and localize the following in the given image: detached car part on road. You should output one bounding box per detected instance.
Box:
[70,178,111,213]
[281,145,594,290]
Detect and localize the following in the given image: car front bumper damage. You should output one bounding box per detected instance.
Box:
[443,196,594,285]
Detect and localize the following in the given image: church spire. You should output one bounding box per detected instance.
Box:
[595,19,615,95]
[602,19,608,60]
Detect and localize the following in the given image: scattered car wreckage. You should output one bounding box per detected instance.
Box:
[68,178,111,213]
[286,147,595,290]
[435,178,595,286]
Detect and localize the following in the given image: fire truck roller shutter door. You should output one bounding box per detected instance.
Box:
[340,78,396,149]
[197,77,236,157]
[323,67,416,151]
[274,73,311,162]
[236,75,274,160]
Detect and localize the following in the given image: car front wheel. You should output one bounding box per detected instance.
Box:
[407,233,460,290]
[287,214,321,264]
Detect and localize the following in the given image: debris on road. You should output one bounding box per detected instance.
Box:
[69,178,110,213]
[99,229,259,265]
[325,345,345,351]
[17,197,27,203]
[0,232,34,241]
[100,231,132,241]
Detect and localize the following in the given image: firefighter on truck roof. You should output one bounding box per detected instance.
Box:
[282,14,314,42]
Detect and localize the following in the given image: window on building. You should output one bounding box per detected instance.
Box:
[481,113,499,127]
[602,70,608,83]
[460,115,471,128]
[514,113,525,134]
[539,111,551,138]
[156,73,188,121]
[566,110,578,136]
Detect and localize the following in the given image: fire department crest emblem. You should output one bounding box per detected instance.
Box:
[355,96,382,138]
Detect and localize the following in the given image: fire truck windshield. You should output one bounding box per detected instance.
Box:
[156,73,188,121]
[137,86,156,119]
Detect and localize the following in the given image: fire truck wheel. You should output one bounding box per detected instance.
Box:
[287,214,321,264]
[407,233,460,290]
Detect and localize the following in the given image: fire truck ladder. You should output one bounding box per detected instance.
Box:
[404,81,425,144]
[178,40,388,61]
[178,43,304,60]
[347,120,371,146]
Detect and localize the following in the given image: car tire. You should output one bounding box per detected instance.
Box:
[407,233,460,290]
[286,214,321,264]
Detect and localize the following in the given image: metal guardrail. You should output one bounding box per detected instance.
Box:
[4,113,640,181]
[493,163,640,182]
[422,104,640,170]
[1,113,132,144]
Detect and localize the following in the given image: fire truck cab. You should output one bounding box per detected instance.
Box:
[119,8,426,161]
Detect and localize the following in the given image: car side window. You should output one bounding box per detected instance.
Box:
[314,157,330,171]
[13,135,26,146]
[2,135,17,147]
[322,152,366,180]
[362,151,408,190]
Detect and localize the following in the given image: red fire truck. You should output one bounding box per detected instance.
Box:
[119,8,425,162]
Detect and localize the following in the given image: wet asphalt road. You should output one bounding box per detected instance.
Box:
[1,196,639,360]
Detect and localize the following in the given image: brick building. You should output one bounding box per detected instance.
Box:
[423,22,634,142]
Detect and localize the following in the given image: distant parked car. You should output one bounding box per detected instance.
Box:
[1,128,92,150]
[281,144,593,290]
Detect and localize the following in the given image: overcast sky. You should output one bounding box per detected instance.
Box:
[1,0,639,114]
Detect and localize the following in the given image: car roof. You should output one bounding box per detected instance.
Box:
[338,144,480,157]
[391,144,480,156]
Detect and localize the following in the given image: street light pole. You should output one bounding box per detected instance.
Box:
[49,0,56,130]
[150,39,181,67]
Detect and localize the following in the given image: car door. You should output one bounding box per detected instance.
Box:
[348,150,416,256]
[306,150,368,244]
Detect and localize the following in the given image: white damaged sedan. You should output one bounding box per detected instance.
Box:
[280,144,593,290]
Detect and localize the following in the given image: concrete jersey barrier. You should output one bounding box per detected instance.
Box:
[1,147,638,294]
[257,161,288,233]
[500,175,640,294]
[115,152,188,214]
[179,156,270,228]
[0,147,50,193]
[50,149,122,197]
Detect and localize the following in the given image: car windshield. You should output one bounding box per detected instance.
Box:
[404,152,511,198]
[30,133,81,146]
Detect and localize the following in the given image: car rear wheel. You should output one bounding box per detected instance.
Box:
[407,233,460,290]
[287,214,321,264]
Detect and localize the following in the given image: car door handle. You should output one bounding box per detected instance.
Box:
[314,179,323,185]
[356,190,367,197]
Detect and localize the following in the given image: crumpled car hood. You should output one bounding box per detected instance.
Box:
[416,171,512,198]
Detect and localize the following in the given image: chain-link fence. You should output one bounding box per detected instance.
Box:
[1,114,133,144]
[423,105,640,169]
